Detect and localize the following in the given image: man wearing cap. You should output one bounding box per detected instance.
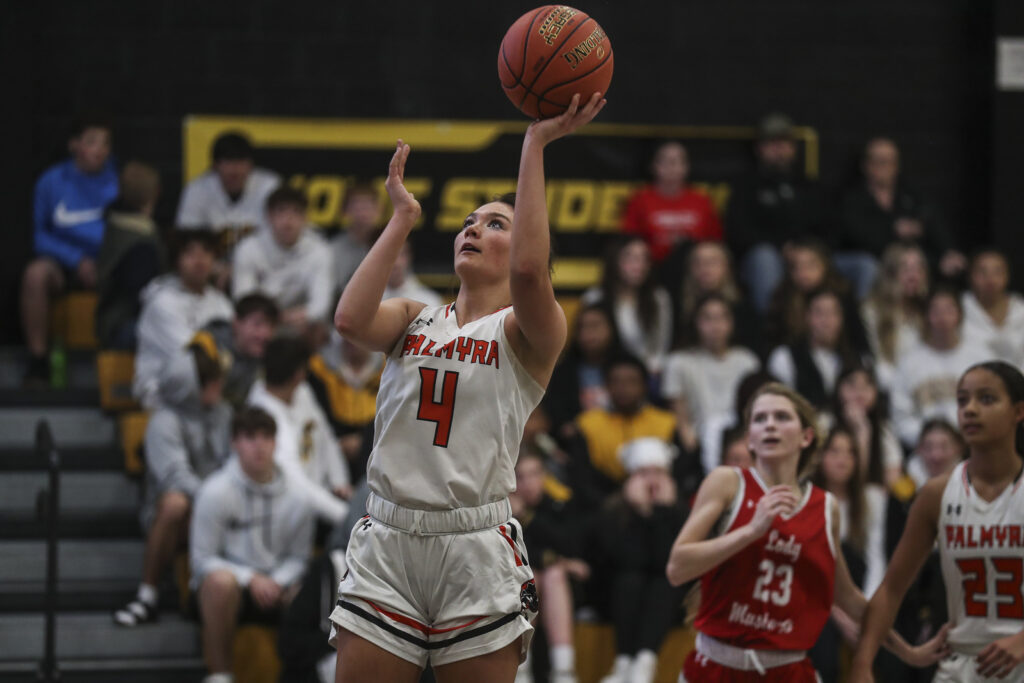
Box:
[725,113,830,313]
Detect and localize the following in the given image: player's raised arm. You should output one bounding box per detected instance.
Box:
[505,93,606,375]
[334,141,426,353]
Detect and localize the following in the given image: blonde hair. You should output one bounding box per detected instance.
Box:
[865,243,928,362]
[744,382,821,478]
[680,241,741,322]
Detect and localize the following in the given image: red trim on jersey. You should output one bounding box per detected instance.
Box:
[365,600,486,636]
[444,304,452,318]
[498,525,524,566]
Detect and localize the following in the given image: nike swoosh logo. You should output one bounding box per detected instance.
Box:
[53,201,103,227]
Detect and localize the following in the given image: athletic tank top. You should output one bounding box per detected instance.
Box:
[939,460,1024,654]
[695,467,836,650]
[367,303,545,510]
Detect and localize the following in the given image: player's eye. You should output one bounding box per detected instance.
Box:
[462,217,475,228]
[956,393,969,406]
[489,220,504,230]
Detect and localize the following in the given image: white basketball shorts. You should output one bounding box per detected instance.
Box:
[328,493,537,668]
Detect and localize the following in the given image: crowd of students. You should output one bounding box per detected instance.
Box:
[18,112,1024,683]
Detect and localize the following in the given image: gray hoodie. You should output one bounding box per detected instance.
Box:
[140,351,232,529]
[189,457,314,589]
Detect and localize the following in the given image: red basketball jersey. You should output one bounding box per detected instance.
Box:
[695,468,836,650]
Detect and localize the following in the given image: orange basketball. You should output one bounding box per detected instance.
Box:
[498,5,613,119]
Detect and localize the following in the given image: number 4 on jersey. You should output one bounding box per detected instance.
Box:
[417,368,459,447]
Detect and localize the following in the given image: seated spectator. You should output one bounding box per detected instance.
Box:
[725,112,829,313]
[582,237,673,378]
[232,186,333,344]
[622,140,722,264]
[176,131,280,287]
[95,161,164,349]
[113,342,231,627]
[809,427,889,680]
[961,248,1024,366]
[332,183,382,293]
[764,237,869,354]
[891,285,989,448]
[248,335,351,524]
[570,355,692,508]
[185,293,279,410]
[832,365,904,487]
[133,230,233,409]
[307,330,384,483]
[382,240,442,307]
[861,244,929,391]
[835,137,964,293]
[596,438,687,683]
[21,114,118,384]
[905,418,967,489]
[719,426,753,469]
[767,287,863,409]
[661,293,759,470]
[544,303,622,442]
[190,407,314,683]
[671,241,757,350]
[510,451,589,683]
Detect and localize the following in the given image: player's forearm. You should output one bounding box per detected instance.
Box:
[852,583,901,669]
[334,215,414,332]
[510,134,553,281]
[666,523,760,586]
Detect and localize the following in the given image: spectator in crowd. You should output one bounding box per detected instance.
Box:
[22,114,118,384]
[719,426,753,469]
[95,161,164,349]
[332,183,382,293]
[961,248,1024,367]
[544,303,622,443]
[247,335,351,525]
[307,330,384,484]
[188,293,279,410]
[133,230,233,409]
[861,243,929,391]
[661,293,759,471]
[671,241,756,349]
[176,131,280,286]
[809,427,889,681]
[725,112,829,313]
[570,355,688,508]
[622,140,722,264]
[510,450,589,683]
[113,343,231,627]
[891,285,989,448]
[232,186,333,343]
[190,407,314,683]
[382,240,442,307]
[904,418,967,489]
[835,137,964,293]
[582,237,673,379]
[767,287,863,409]
[832,365,904,487]
[597,438,687,683]
[764,237,869,354]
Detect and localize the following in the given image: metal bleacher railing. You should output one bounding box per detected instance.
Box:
[34,420,59,683]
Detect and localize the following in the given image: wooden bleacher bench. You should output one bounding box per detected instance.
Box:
[50,291,98,350]
[97,350,139,412]
[118,410,149,475]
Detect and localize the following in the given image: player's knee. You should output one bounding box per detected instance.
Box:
[23,259,57,290]
[157,491,191,523]
[200,570,240,599]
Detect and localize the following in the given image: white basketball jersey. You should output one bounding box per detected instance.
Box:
[367,304,545,510]
[939,460,1024,654]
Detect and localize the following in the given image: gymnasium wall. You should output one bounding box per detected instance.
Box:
[0,1,997,339]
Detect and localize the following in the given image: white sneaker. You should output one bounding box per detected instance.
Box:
[628,649,658,683]
[600,655,633,683]
[550,670,578,683]
[202,674,234,683]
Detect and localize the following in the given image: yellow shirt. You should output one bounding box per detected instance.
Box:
[576,404,676,482]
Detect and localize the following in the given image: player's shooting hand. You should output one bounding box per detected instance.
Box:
[385,140,422,221]
[976,631,1024,679]
[748,486,798,538]
[526,92,606,146]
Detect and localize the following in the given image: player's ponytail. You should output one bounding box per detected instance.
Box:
[964,361,1024,457]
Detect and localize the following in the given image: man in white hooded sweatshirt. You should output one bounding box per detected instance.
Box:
[190,406,314,683]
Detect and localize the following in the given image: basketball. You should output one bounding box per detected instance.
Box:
[498,5,613,119]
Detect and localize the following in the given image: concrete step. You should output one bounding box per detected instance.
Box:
[0,347,98,391]
[0,540,142,589]
[0,446,124,473]
[0,408,115,449]
[0,471,140,517]
[0,612,200,662]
